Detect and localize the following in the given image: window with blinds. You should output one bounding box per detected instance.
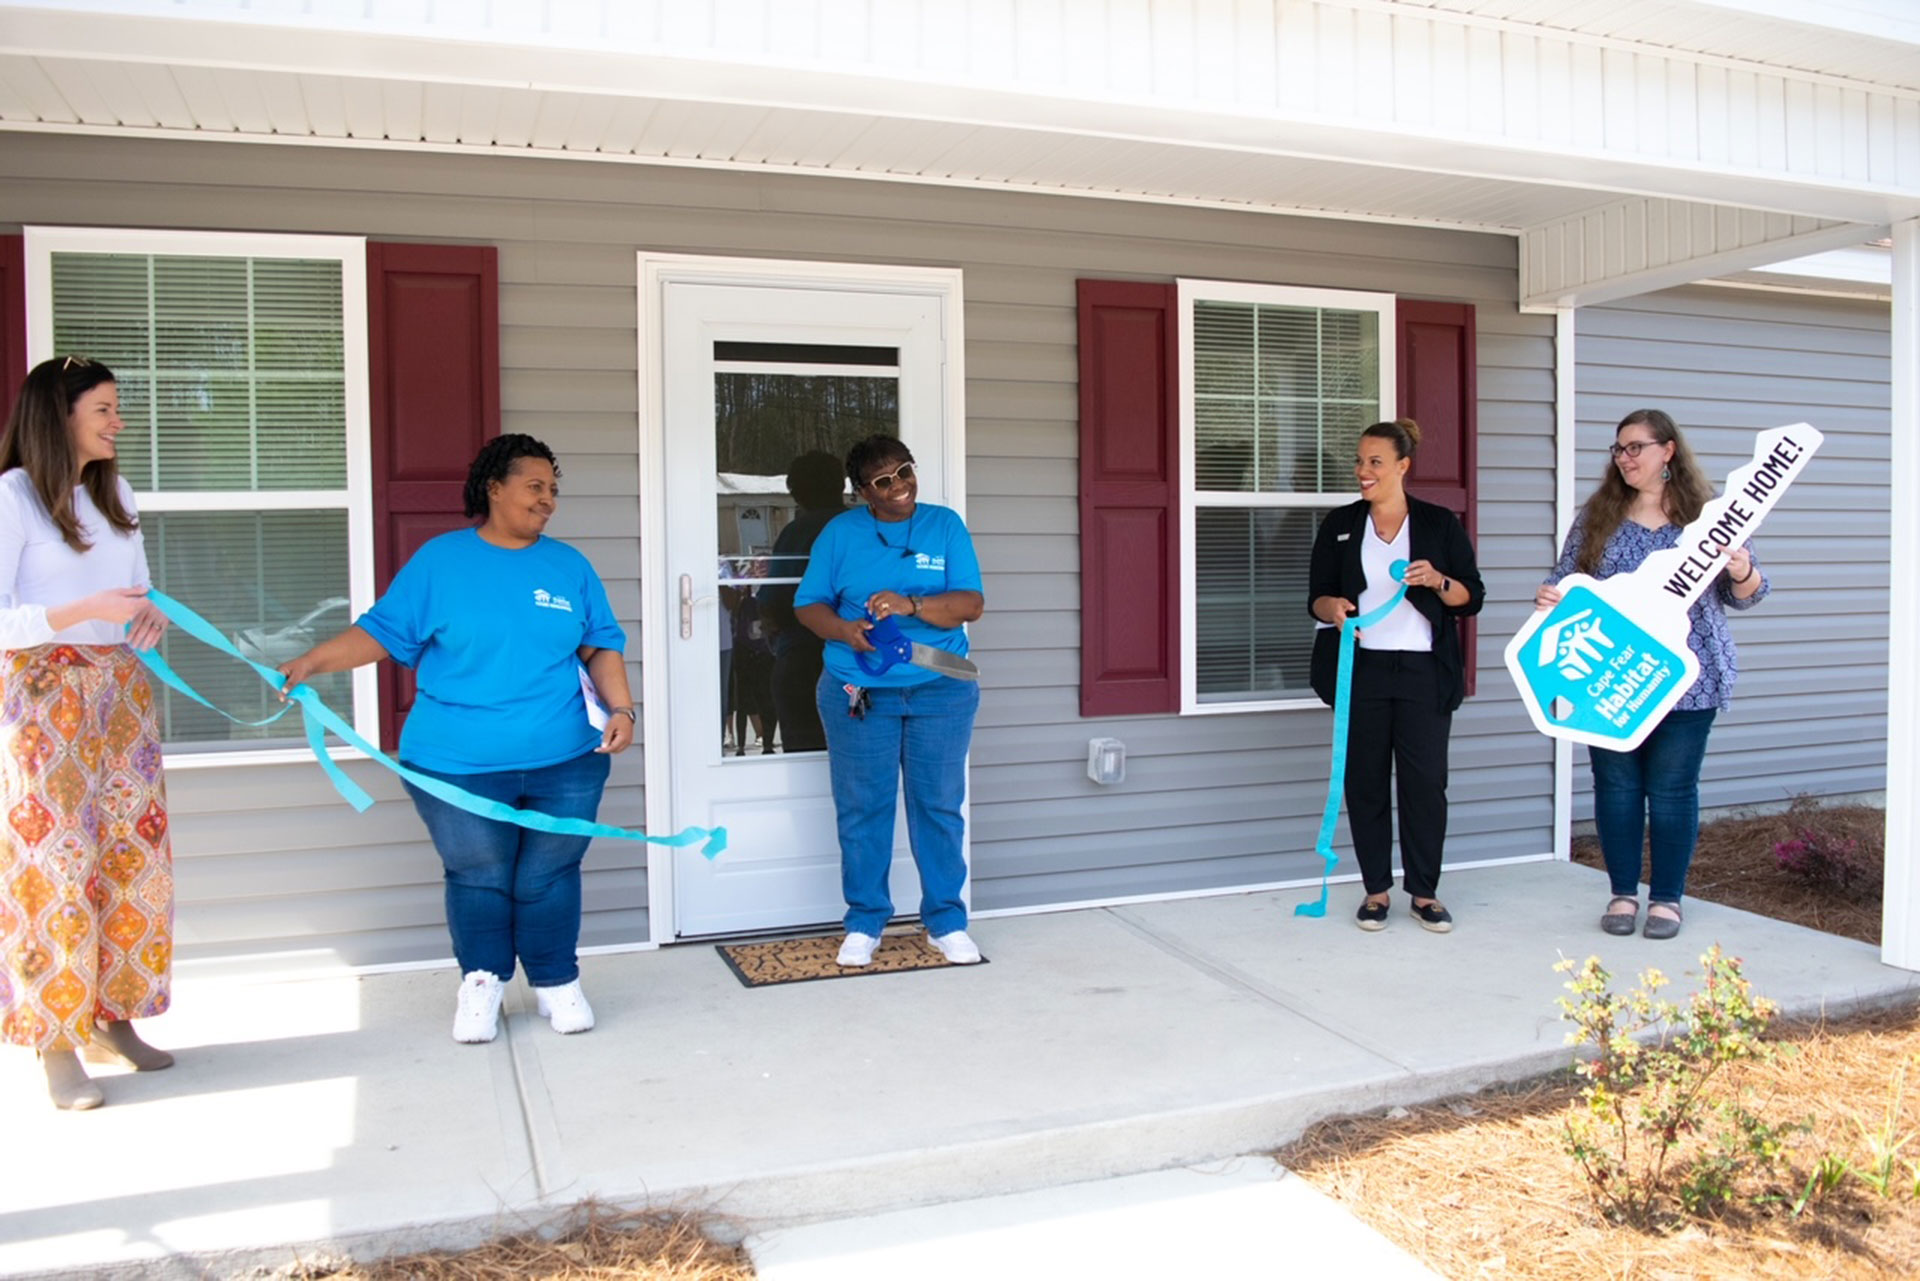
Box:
[1184,284,1393,707]
[43,238,367,749]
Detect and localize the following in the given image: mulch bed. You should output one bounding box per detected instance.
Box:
[1571,798,1886,945]
[266,1206,753,1280]
[1281,799,1919,1280]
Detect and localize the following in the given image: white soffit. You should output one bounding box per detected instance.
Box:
[0,1,1916,299]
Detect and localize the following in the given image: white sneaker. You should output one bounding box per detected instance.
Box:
[928,929,982,965]
[836,932,881,967]
[534,980,595,1034]
[452,971,506,1043]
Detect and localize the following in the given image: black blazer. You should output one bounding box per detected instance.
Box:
[1306,496,1485,712]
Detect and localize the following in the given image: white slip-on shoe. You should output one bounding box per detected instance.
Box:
[928,929,983,965]
[452,971,506,1043]
[836,932,881,967]
[534,979,596,1034]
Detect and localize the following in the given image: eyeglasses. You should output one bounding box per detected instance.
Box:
[1608,440,1661,460]
[863,461,916,493]
[61,354,96,371]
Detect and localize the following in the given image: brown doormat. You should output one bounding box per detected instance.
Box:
[716,931,988,988]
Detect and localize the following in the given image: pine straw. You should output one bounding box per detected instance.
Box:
[266,1205,753,1281]
[1572,799,1886,945]
[1281,1005,1920,1280]
[1284,796,1916,1280]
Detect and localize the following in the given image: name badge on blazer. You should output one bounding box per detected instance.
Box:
[1336,533,1351,541]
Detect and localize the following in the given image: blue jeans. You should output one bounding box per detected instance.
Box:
[1588,708,1717,904]
[402,749,612,986]
[816,672,979,937]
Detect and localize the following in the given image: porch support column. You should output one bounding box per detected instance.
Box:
[1886,217,1920,972]
[1552,308,1576,861]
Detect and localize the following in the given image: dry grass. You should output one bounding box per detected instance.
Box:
[1282,800,1920,1280]
[267,1206,754,1281]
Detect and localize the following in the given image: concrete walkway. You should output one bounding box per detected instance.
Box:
[3,861,1914,1279]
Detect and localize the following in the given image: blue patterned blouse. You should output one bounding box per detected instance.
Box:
[1546,514,1769,711]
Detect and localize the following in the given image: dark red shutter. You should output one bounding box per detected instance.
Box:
[1078,280,1180,716]
[1397,299,1478,695]
[0,235,25,410]
[367,242,500,749]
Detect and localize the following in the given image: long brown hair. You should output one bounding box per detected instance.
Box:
[1574,408,1712,575]
[0,355,139,553]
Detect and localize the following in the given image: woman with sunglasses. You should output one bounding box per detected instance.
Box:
[0,356,175,1110]
[794,435,985,968]
[1534,409,1767,940]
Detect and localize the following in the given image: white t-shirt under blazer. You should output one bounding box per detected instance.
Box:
[0,468,152,648]
[1355,512,1434,653]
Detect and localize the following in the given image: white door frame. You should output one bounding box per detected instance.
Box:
[636,253,967,945]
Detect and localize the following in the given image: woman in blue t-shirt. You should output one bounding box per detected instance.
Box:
[795,436,986,969]
[277,435,634,1043]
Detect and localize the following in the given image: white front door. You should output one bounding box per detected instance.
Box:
[651,272,959,938]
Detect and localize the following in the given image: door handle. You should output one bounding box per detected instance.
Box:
[680,573,694,640]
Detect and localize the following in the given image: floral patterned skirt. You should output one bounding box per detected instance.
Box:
[0,644,173,1052]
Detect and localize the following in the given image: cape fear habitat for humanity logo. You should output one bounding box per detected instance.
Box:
[532,588,574,613]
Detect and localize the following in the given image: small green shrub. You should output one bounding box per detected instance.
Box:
[1556,945,1792,1223]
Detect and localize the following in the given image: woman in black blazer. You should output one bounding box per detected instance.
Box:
[1308,418,1484,933]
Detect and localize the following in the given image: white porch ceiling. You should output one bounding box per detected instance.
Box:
[1,0,1915,307]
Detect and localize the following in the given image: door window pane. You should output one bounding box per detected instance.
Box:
[715,365,896,755]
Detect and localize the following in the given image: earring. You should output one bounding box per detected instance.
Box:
[1661,465,1671,481]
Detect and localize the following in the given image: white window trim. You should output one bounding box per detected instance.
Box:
[1177,277,1398,715]
[24,226,378,767]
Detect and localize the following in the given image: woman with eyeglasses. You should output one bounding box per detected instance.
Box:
[793,435,986,968]
[0,356,176,1110]
[1534,409,1767,940]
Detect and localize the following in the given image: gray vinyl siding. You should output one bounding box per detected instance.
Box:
[1,131,1558,965]
[1573,287,1892,819]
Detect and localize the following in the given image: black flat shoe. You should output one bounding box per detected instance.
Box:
[1355,898,1389,932]
[1644,901,1683,940]
[1601,897,1640,936]
[1409,900,1454,933]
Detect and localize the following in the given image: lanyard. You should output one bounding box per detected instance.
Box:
[1295,559,1409,918]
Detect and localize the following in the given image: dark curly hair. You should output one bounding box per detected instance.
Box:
[844,433,911,490]
[464,433,561,519]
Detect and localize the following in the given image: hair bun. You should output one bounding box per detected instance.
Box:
[1395,417,1422,447]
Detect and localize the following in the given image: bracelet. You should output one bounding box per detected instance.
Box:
[910,595,922,616]
[1730,569,1754,585]
[611,706,637,722]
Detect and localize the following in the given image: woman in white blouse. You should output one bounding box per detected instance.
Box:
[0,356,175,1110]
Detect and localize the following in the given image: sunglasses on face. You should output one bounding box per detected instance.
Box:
[1609,440,1660,460]
[864,461,916,493]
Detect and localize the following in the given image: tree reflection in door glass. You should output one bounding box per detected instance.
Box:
[715,360,898,756]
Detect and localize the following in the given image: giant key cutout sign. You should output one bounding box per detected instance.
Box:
[1505,424,1822,752]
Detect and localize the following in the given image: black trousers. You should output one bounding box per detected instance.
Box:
[1343,649,1452,899]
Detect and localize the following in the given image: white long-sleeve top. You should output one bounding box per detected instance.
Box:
[0,468,152,648]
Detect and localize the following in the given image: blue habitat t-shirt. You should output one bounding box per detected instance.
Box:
[357,529,627,773]
[794,502,982,688]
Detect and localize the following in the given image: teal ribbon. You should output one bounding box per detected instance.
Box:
[134,591,726,859]
[1295,560,1409,918]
